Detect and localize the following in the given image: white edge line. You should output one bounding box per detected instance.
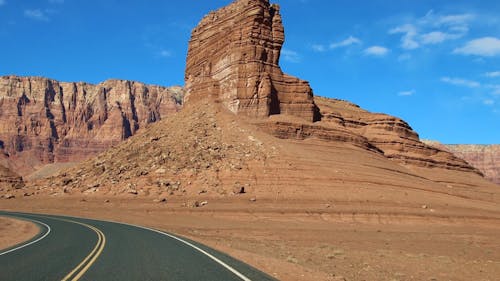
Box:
[0,217,51,256]
[2,213,254,281]
[116,222,253,281]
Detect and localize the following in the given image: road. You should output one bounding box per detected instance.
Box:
[0,211,277,281]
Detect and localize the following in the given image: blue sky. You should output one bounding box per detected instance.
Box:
[0,0,499,144]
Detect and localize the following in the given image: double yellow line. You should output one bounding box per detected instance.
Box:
[59,219,106,281]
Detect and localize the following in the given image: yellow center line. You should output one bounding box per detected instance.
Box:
[71,227,106,281]
[51,218,106,281]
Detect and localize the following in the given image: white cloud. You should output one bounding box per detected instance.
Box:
[398,89,416,96]
[330,36,362,49]
[364,46,389,57]
[389,24,419,50]
[435,14,474,27]
[486,84,500,95]
[159,50,171,58]
[454,37,500,57]
[311,44,326,52]
[281,49,300,63]
[485,71,500,78]
[390,11,472,50]
[483,99,495,105]
[397,53,412,61]
[24,9,50,21]
[441,77,480,88]
[420,31,461,45]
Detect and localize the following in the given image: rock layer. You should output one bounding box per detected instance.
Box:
[299,97,481,174]
[0,154,24,191]
[0,75,182,175]
[423,141,500,184]
[185,0,318,121]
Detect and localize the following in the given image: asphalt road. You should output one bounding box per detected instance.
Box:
[0,211,277,281]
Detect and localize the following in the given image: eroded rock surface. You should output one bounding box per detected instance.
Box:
[307,97,480,174]
[0,75,182,175]
[185,0,318,121]
[423,141,500,184]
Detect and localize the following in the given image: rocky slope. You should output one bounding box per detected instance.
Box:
[24,0,497,201]
[0,153,24,193]
[184,0,478,175]
[423,141,499,184]
[0,75,182,176]
[312,97,480,174]
[185,0,318,121]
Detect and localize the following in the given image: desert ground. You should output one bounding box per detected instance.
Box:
[2,194,500,281]
[0,216,39,251]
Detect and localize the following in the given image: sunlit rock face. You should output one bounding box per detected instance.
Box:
[185,0,318,121]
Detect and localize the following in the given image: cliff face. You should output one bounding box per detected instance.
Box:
[18,0,496,200]
[312,97,480,174]
[0,152,24,191]
[0,75,182,175]
[258,97,481,175]
[182,0,479,176]
[423,141,499,184]
[185,0,318,121]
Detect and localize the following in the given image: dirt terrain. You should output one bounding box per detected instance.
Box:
[2,196,499,281]
[1,0,499,280]
[0,216,39,251]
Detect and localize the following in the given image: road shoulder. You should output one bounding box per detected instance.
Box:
[0,216,39,251]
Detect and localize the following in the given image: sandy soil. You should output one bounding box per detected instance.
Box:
[2,196,499,281]
[0,216,39,251]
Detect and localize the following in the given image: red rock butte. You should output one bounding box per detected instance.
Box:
[185,0,319,121]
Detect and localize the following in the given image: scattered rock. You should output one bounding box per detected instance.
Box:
[4,193,15,199]
[249,197,257,202]
[154,198,168,203]
[286,256,298,264]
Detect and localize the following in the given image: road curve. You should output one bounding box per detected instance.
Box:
[0,211,276,281]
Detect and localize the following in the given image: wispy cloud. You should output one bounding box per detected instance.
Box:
[281,49,301,63]
[389,24,419,50]
[390,10,473,50]
[485,71,500,78]
[24,9,50,21]
[454,37,500,57]
[420,31,461,44]
[311,36,361,53]
[398,53,412,61]
[483,99,495,106]
[486,84,500,95]
[330,36,362,49]
[364,46,389,57]
[159,50,171,58]
[311,44,326,52]
[398,89,416,96]
[441,77,480,88]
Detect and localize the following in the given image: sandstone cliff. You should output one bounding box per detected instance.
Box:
[185,0,318,121]
[0,75,182,176]
[0,153,24,191]
[423,141,499,184]
[183,0,478,176]
[27,0,495,200]
[312,97,481,174]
